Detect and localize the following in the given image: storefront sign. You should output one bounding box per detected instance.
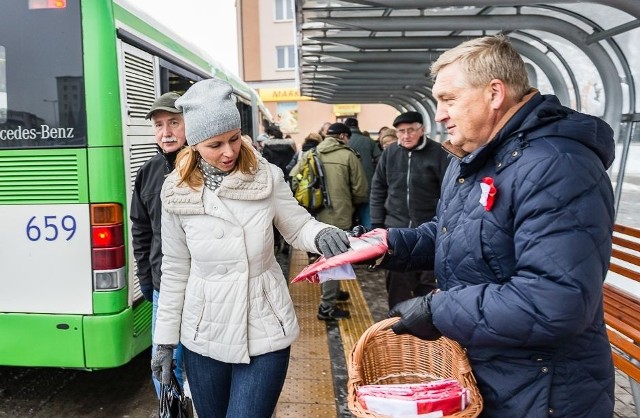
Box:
[259,88,311,102]
[332,104,361,116]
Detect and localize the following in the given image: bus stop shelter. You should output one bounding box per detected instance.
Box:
[294,0,640,227]
[295,2,640,414]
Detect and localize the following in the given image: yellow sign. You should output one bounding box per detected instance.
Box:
[333,104,361,116]
[259,88,311,102]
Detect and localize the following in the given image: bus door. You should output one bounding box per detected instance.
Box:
[117,42,159,305]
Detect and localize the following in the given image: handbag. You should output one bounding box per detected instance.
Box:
[158,369,192,418]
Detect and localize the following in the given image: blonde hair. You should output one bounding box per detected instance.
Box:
[430,34,530,101]
[175,136,258,189]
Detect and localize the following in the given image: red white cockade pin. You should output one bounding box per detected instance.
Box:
[479,177,497,211]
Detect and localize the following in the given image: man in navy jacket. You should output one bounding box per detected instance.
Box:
[383,35,615,417]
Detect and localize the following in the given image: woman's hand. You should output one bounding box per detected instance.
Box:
[315,227,350,258]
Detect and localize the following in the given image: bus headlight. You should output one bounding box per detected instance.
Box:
[93,267,125,291]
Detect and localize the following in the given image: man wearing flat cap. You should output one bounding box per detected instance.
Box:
[370,111,449,309]
[130,91,187,396]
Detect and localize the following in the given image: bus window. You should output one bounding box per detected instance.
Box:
[0,46,5,124]
[0,0,85,149]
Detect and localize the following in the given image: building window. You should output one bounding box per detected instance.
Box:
[276,46,295,70]
[275,0,293,21]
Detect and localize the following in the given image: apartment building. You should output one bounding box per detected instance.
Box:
[237,0,398,144]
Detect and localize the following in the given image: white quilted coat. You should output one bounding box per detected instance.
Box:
[154,158,328,363]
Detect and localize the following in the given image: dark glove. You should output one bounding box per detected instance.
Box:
[388,292,441,340]
[151,344,175,385]
[140,283,153,303]
[349,225,368,237]
[315,227,350,258]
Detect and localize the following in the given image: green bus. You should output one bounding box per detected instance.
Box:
[0,0,268,369]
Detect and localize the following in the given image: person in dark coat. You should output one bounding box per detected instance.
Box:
[262,124,297,254]
[380,35,615,417]
[261,124,296,178]
[370,111,449,308]
[130,92,187,396]
[344,117,381,228]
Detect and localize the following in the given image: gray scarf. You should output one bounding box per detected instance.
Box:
[198,157,229,192]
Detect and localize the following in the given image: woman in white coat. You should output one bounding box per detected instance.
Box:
[151,78,350,418]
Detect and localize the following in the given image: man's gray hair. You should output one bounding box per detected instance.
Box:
[430,34,530,101]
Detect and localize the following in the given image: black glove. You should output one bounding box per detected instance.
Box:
[151,344,175,385]
[349,225,368,237]
[388,292,441,340]
[315,227,350,258]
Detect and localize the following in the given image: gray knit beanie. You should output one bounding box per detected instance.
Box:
[175,78,241,146]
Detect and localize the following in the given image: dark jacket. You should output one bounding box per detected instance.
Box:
[348,128,381,192]
[381,93,616,417]
[130,149,177,301]
[262,138,296,178]
[370,137,449,228]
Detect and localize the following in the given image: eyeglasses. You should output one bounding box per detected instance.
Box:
[396,125,423,136]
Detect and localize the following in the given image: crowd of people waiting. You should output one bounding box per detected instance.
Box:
[252,112,447,320]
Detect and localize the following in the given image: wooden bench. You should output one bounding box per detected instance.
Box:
[603,223,640,411]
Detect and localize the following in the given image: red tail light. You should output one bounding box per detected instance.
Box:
[92,246,125,270]
[90,204,125,270]
[92,224,124,247]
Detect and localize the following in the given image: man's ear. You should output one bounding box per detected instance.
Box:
[488,79,507,110]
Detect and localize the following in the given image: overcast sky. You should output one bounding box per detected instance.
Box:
[131,0,240,76]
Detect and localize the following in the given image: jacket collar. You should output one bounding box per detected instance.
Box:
[162,157,273,215]
[399,135,429,152]
[155,145,183,172]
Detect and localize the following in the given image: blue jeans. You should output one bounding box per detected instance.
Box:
[152,289,184,397]
[183,345,291,418]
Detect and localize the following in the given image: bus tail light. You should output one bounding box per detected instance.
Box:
[94,268,126,291]
[92,246,125,270]
[92,224,124,247]
[90,204,126,291]
[29,0,67,9]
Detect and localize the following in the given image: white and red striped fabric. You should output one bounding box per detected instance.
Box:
[356,379,471,417]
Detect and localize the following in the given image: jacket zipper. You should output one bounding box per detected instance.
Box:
[406,151,413,228]
[263,288,286,336]
[193,303,206,341]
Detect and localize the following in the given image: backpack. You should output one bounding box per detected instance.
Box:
[293,149,331,213]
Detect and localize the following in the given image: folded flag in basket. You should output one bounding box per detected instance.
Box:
[291,228,388,284]
[357,378,471,417]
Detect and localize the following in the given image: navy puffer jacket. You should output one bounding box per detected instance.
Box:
[382,93,615,417]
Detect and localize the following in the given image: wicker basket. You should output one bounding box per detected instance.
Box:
[347,317,483,418]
